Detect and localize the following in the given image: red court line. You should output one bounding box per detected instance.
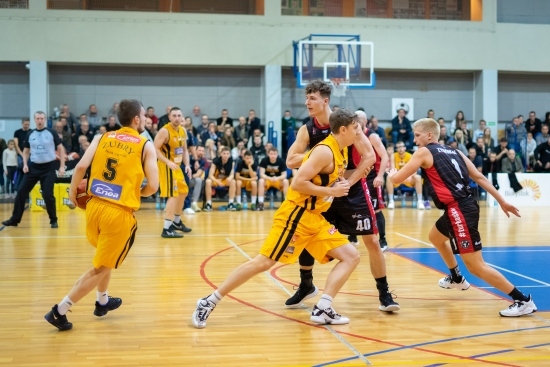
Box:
[198,240,520,367]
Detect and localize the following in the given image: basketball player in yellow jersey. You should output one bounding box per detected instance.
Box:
[385,140,424,209]
[154,107,193,238]
[44,100,159,331]
[193,109,361,328]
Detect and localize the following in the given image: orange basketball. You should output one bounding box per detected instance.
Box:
[76,179,89,210]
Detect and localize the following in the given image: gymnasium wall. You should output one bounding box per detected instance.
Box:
[1,1,550,73]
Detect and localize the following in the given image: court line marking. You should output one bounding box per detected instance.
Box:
[200,240,533,367]
[392,250,550,253]
[393,232,550,321]
[0,233,270,239]
[225,237,372,366]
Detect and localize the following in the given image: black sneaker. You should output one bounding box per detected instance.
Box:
[44,305,73,331]
[204,203,212,212]
[1,219,17,227]
[257,202,264,211]
[227,203,236,211]
[285,285,319,308]
[379,291,400,312]
[172,222,192,233]
[51,222,58,229]
[379,238,388,252]
[161,228,184,238]
[94,296,122,317]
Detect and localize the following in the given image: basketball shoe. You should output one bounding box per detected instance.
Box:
[310,305,350,325]
[192,297,216,328]
[285,285,318,308]
[438,275,470,290]
[499,296,537,317]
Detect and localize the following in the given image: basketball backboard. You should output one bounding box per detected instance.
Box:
[293,34,375,89]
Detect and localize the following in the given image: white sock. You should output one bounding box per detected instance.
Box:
[316,294,333,310]
[57,295,74,315]
[228,199,234,204]
[251,196,257,203]
[164,219,172,230]
[258,196,264,203]
[174,215,181,224]
[207,200,212,205]
[236,196,241,204]
[207,290,223,305]
[97,290,108,306]
[417,194,423,201]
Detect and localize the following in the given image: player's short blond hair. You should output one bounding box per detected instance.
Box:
[413,118,440,140]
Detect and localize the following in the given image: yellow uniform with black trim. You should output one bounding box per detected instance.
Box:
[259,134,348,264]
[393,151,414,188]
[86,127,147,269]
[158,123,189,197]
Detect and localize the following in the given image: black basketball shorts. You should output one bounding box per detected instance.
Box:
[322,178,378,236]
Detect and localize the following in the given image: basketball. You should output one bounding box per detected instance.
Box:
[75,179,89,210]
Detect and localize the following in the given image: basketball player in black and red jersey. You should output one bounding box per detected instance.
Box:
[388,118,536,317]
[352,110,390,252]
[285,81,400,312]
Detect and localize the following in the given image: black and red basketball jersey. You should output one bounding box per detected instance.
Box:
[365,127,382,179]
[423,142,473,209]
[306,117,331,149]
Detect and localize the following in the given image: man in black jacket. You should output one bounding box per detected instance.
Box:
[533,136,550,173]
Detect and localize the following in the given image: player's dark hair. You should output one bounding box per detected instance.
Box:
[305,80,331,100]
[117,99,143,127]
[243,150,253,157]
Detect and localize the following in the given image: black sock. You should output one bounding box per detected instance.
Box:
[375,276,389,294]
[299,269,313,288]
[376,211,386,240]
[449,266,462,283]
[508,287,529,302]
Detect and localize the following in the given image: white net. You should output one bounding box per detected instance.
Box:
[329,79,348,97]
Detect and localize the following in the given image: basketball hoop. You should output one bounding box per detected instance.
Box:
[329,78,348,97]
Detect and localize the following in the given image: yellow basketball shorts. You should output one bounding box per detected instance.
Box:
[211,177,229,188]
[159,163,189,198]
[265,179,283,191]
[238,179,256,192]
[259,201,348,264]
[86,197,137,269]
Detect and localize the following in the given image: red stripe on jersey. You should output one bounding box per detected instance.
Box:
[360,178,379,234]
[425,165,455,205]
[313,117,329,130]
[376,185,385,209]
[365,127,382,174]
[351,145,362,167]
[447,202,474,254]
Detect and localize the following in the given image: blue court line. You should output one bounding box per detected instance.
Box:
[312,325,550,367]
[525,342,550,349]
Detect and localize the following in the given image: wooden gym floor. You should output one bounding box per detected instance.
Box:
[0,202,548,367]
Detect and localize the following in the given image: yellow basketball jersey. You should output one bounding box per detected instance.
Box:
[87,127,148,211]
[394,152,412,170]
[160,123,187,165]
[286,134,347,214]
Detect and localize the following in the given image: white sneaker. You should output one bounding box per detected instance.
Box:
[438,275,470,290]
[310,305,350,325]
[417,201,425,210]
[192,298,216,328]
[183,208,195,215]
[387,201,395,210]
[499,296,537,317]
[191,203,201,212]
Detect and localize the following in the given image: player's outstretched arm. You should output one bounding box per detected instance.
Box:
[141,141,159,197]
[388,147,428,185]
[286,125,309,169]
[347,129,375,186]
[68,135,101,204]
[291,145,349,198]
[457,150,520,218]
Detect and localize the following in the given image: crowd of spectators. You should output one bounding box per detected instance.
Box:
[1,103,549,212]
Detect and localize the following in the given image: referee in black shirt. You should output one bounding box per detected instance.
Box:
[2,111,66,228]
